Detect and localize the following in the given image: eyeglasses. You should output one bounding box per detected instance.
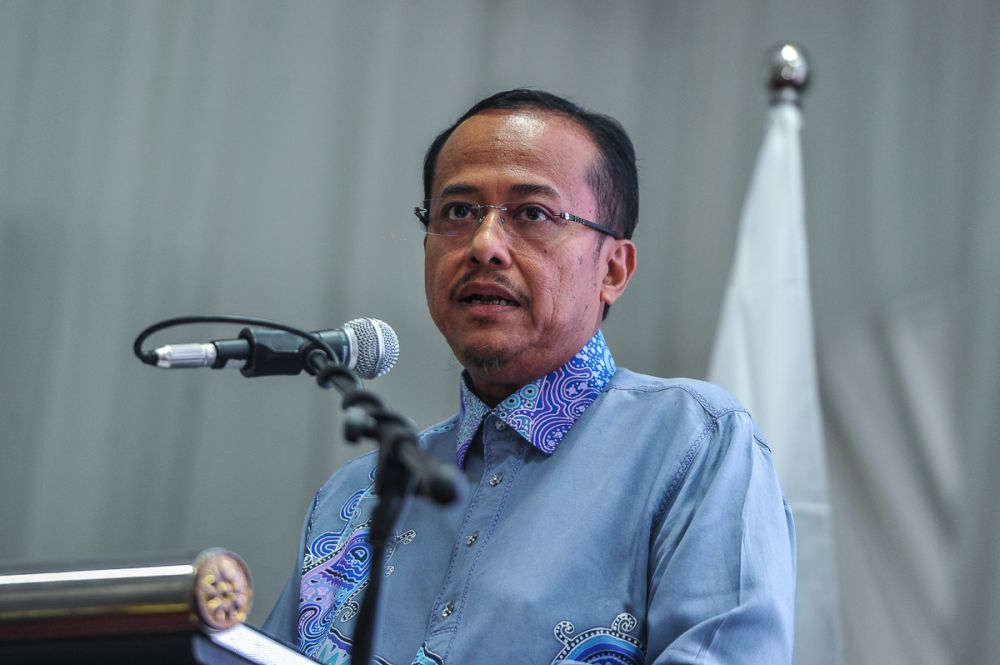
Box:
[413,198,622,241]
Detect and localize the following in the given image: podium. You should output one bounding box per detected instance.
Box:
[0,549,316,664]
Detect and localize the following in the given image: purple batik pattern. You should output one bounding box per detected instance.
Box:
[297,468,414,664]
[455,330,616,468]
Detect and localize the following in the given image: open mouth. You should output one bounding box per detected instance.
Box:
[461,295,519,306]
[451,275,529,309]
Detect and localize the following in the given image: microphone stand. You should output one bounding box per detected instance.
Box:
[306,350,457,665]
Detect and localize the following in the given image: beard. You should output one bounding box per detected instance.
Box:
[458,344,510,373]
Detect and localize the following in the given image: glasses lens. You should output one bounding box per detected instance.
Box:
[419,198,479,236]
[502,203,563,239]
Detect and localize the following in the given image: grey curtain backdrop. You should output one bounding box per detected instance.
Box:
[1,1,996,663]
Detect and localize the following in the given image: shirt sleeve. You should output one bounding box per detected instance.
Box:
[262,571,300,648]
[645,408,797,664]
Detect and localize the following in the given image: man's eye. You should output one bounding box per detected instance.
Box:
[442,203,475,221]
[515,205,552,223]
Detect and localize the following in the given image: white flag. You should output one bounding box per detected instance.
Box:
[707,102,842,665]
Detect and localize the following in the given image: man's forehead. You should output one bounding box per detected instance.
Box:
[431,109,598,198]
[445,108,593,152]
[467,107,540,132]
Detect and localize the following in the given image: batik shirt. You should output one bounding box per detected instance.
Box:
[263,330,796,664]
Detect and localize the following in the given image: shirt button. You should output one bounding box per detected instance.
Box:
[466,532,479,546]
[494,420,507,431]
[441,602,454,618]
[489,472,504,487]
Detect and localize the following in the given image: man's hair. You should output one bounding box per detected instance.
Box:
[421,89,639,241]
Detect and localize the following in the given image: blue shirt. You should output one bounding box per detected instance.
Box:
[264,331,796,664]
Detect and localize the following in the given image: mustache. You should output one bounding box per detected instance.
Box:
[449,270,531,306]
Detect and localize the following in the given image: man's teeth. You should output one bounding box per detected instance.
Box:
[465,295,517,305]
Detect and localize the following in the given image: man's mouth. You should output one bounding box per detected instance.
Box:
[461,294,519,306]
[451,274,530,310]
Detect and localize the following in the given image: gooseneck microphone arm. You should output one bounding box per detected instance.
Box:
[134,315,457,665]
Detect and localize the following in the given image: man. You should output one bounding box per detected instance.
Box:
[264,89,796,664]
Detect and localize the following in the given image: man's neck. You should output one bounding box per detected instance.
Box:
[464,375,522,408]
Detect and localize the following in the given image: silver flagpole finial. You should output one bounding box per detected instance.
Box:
[766,44,810,105]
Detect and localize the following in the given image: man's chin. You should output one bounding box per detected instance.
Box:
[459,347,510,374]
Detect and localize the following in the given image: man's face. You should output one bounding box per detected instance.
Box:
[424,109,635,405]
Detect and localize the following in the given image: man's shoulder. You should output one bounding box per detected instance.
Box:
[310,449,379,509]
[607,367,746,418]
[608,368,773,459]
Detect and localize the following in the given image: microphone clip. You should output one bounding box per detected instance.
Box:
[234,328,340,378]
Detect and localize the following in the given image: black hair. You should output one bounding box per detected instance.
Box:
[421,89,639,241]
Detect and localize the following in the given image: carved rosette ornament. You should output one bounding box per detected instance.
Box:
[193,549,252,630]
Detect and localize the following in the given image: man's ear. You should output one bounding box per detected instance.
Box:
[600,239,637,306]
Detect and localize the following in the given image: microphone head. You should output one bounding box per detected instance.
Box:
[344,318,399,379]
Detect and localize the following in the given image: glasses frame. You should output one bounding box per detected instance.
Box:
[413,199,623,241]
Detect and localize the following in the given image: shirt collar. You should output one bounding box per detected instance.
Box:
[454,330,616,469]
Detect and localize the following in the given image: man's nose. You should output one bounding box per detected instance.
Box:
[468,207,512,266]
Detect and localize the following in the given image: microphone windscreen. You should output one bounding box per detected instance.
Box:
[345,318,399,379]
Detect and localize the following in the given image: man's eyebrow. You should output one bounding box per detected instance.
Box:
[438,182,561,200]
[509,183,560,199]
[439,184,479,197]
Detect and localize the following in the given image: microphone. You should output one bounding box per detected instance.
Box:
[150,318,399,380]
